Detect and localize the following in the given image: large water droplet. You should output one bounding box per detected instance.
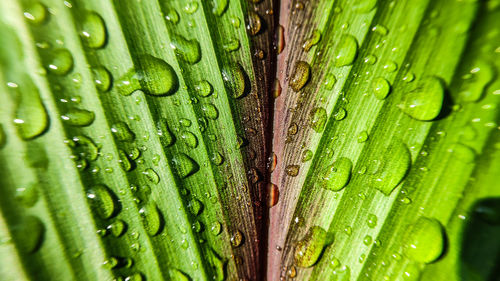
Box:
[222,63,248,98]
[320,157,353,191]
[399,77,444,121]
[170,34,201,64]
[87,185,119,219]
[13,216,45,253]
[117,55,178,96]
[44,48,74,75]
[92,66,112,92]
[81,12,107,49]
[458,60,495,102]
[172,153,199,178]
[180,131,198,148]
[290,61,310,92]
[61,108,95,126]
[246,11,262,36]
[403,217,444,263]
[139,203,163,236]
[267,183,279,207]
[334,35,358,67]
[294,226,332,267]
[11,78,49,140]
[310,107,327,133]
[371,140,411,195]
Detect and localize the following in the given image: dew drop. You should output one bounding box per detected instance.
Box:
[371,140,411,195]
[223,39,240,52]
[201,104,219,120]
[324,74,337,90]
[403,217,444,263]
[210,221,222,235]
[139,203,163,236]
[44,48,74,75]
[357,131,369,143]
[367,214,378,228]
[183,2,198,14]
[320,157,353,191]
[372,77,391,100]
[107,220,127,237]
[398,77,444,121]
[273,79,282,98]
[294,226,332,267]
[61,108,95,127]
[15,183,39,207]
[87,184,119,219]
[194,80,213,97]
[211,151,224,165]
[246,11,261,36]
[11,78,49,140]
[290,61,310,92]
[302,149,313,162]
[92,66,112,92]
[383,61,398,72]
[211,0,228,16]
[172,153,199,178]
[447,143,476,163]
[143,168,160,184]
[334,108,347,121]
[276,25,285,54]
[458,60,495,102]
[180,131,198,148]
[111,122,135,142]
[285,165,300,177]
[81,12,107,49]
[170,34,201,64]
[334,35,358,67]
[267,183,279,207]
[230,230,244,247]
[303,29,321,52]
[353,0,378,13]
[117,55,178,96]
[14,216,45,253]
[24,2,48,24]
[222,63,248,98]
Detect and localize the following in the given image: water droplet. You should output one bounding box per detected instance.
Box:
[363,235,373,246]
[183,2,198,14]
[364,54,377,65]
[92,66,112,92]
[276,25,285,54]
[24,2,48,24]
[188,198,203,216]
[383,61,398,72]
[139,203,163,236]
[61,108,95,127]
[211,151,224,165]
[285,165,300,177]
[223,39,240,52]
[447,143,476,163]
[156,118,175,146]
[13,216,45,253]
[459,60,494,102]
[353,0,378,13]
[211,0,228,16]
[334,35,358,67]
[107,220,127,237]
[357,131,369,143]
[222,63,248,98]
[398,77,444,121]
[246,11,261,35]
[11,78,49,140]
[81,12,107,49]
[367,214,378,228]
[267,183,279,207]
[288,266,297,278]
[324,74,337,90]
[372,24,388,35]
[230,230,244,247]
[273,79,282,98]
[15,184,39,207]
[71,135,99,161]
[117,55,178,96]
[0,124,6,148]
[179,118,192,127]
[303,29,321,52]
[172,153,199,178]
[290,61,310,92]
[111,122,135,142]
[403,217,444,263]
[371,140,411,195]
[170,34,201,64]
[320,157,353,191]
[372,77,391,100]
[207,248,225,281]
[143,168,160,184]
[44,48,74,75]
[180,131,198,148]
[210,221,222,235]
[125,273,144,281]
[201,104,219,120]
[163,8,179,24]
[294,226,332,267]
[302,149,313,162]
[194,80,213,97]
[334,108,347,121]
[87,185,119,219]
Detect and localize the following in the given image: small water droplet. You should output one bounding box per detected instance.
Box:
[353,0,378,13]
[111,122,135,142]
[87,184,119,219]
[15,183,39,207]
[290,61,310,92]
[143,168,160,184]
[371,140,411,195]
[303,29,321,52]
[447,143,476,163]
[201,104,219,120]
[222,63,249,98]
[246,11,261,35]
[24,2,48,24]
[180,131,198,148]
[183,2,198,14]
[211,0,229,16]
[458,60,494,102]
[324,74,337,90]
[302,149,313,162]
[320,157,353,191]
[44,48,74,75]
[14,216,45,253]
[92,66,112,92]
[170,34,201,64]
[61,108,95,126]
[107,220,127,237]
[172,153,199,178]
[230,230,244,247]
[285,165,300,177]
[372,77,391,100]
[357,131,369,143]
[139,203,163,236]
